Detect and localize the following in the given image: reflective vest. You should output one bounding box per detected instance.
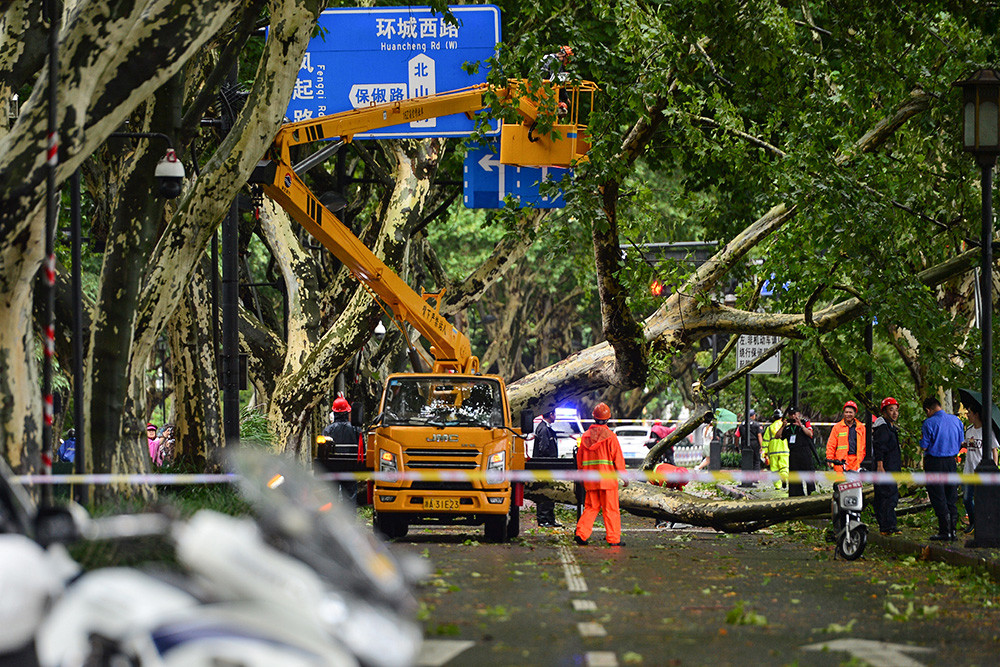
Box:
[825,419,866,472]
[762,420,789,456]
[576,424,625,491]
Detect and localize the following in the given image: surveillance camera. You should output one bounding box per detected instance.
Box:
[155,148,186,199]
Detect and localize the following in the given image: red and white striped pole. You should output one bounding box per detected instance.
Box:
[41,0,60,495]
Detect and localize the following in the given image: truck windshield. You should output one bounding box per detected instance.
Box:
[382,377,504,428]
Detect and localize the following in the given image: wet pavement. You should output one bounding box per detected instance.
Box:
[392,490,1000,666]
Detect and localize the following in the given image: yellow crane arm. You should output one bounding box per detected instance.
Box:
[251,159,476,374]
[252,78,596,373]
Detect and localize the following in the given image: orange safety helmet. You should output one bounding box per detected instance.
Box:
[593,403,611,421]
[332,396,351,413]
[558,45,574,60]
[881,397,898,410]
[843,400,858,412]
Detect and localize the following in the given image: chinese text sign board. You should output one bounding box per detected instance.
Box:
[736,335,781,375]
[286,6,500,138]
[463,140,568,209]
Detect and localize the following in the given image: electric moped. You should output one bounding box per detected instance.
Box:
[826,458,868,560]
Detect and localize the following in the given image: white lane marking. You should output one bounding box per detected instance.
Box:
[802,639,933,667]
[577,622,607,637]
[417,639,476,666]
[558,544,588,592]
[586,651,619,666]
[562,545,619,667]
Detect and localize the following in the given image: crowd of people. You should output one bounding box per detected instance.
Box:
[679,394,999,541]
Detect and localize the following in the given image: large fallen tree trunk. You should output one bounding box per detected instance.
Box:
[525,480,855,533]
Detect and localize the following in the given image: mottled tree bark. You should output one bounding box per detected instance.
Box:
[168,255,223,467]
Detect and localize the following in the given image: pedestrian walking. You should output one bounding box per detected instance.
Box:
[826,401,866,476]
[920,397,965,541]
[960,405,999,534]
[872,397,902,535]
[574,403,627,547]
[780,407,817,497]
[533,409,562,527]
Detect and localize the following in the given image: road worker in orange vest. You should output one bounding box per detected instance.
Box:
[826,400,867,475]
[575,403,628,547]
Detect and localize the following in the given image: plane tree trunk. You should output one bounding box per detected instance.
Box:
[0,0,319,470]
[167,255,224,468]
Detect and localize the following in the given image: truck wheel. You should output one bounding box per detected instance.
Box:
[374,512,408,540]
[506,503,520,540]
[484,512,509,543]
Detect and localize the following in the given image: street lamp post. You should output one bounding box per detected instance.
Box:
[956,69,1000,548]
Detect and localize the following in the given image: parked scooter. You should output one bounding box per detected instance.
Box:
[0,449,426,666]
[825,458,868,560]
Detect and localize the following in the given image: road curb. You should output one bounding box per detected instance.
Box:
[870,531,1000,582]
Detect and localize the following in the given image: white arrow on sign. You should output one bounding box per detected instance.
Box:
[477,153,505,204]
[802,639,933,667]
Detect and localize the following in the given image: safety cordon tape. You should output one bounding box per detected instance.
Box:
[13,469,1000,487]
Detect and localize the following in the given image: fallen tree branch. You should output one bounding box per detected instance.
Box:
[525,480,838,533]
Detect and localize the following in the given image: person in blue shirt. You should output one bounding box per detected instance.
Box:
[57,429,76,463]
[920,397,965,541]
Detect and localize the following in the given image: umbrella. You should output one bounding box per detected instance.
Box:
[957,388,1000,445]
[713,408,739,434]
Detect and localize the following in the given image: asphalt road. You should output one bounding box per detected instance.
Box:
[390,509,1000,666]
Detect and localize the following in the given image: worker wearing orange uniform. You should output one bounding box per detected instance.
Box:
[575,403,628,547]
[826,400,867,475]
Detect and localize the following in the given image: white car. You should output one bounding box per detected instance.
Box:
[613,425,654,467]
[552,408,585,459]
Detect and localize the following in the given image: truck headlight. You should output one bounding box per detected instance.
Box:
[380,450,397,472]
[487,451,505,471]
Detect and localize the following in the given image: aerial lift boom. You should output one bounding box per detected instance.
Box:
[250,78,595,541]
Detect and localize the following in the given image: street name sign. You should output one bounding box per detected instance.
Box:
[285,5,500,138]
[463,140,569,208]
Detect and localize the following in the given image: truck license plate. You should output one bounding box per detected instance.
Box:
[423,498,460,511]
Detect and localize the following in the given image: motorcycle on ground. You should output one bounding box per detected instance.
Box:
[0,449,427,667]
[825,458,868,560]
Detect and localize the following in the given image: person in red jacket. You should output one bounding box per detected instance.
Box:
[575,403,628,547]
[826,400,867,475]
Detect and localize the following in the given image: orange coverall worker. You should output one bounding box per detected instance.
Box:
[826,419,866,474]
[575,424,626,544]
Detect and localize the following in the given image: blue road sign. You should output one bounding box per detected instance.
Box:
[463,140,569,209]
[286,6,500,138]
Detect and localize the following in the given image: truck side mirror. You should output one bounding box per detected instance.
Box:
[520,409,534,435]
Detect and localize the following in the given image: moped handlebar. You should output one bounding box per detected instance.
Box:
[825,458,846,466]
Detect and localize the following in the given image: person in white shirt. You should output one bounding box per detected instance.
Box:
[962,409,1000,534]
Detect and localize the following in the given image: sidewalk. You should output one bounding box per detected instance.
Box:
[718,481,1000,582]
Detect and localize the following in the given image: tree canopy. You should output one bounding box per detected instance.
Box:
[1,0,998,475]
